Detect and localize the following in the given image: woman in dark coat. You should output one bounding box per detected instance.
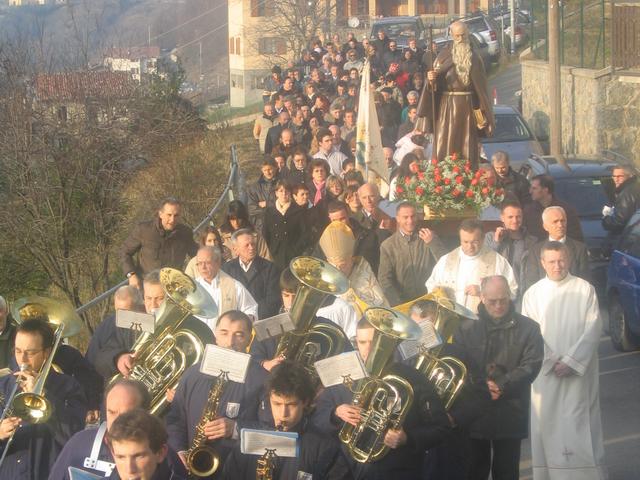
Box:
[219,200,272,260]
[262,180,307,269]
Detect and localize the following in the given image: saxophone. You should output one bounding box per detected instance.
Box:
[255,448,278,480]
[185,373,228,477]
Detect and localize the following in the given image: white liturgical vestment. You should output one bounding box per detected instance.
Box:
[425,246,517,312]
[522,274,607,480]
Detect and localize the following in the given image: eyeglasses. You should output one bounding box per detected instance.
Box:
[14,348,43,357]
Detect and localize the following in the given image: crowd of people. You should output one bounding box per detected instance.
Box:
[0,23,639,480]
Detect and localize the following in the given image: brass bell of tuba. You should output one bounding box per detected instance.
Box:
[110,268,217,415]
[412,289,476,409]
[339,307,422,463]
[275,256,349,374]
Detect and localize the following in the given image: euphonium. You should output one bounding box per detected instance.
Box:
[412,290,475,409]
[111,268,217,415]
[0,297,82,469]
[255,448,278,480]
[275,257,349,373]
[185,372,228,477]
[339,307,422,463]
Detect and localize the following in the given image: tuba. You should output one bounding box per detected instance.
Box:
[412,289,476,409]
[339,307,422,463]
[0,297,83,469]
[111,268,217,415]
[275,257,349,374]
[185,372,228,477]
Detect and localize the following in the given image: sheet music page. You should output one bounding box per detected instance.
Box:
[68,467,103,480]
[398,320,442,360]
[253,313,294,341]
[314,351,368,387]
[240,429,298,457]
[200,344,251,383]
[115,309,155,334]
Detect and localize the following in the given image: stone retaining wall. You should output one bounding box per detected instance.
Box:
[521,59,640,164]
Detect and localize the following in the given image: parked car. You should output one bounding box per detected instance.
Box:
[518,154,618,294]
[481,105,544,169]
[494,12,529,48]
[447,13,502,62]
[370,16,428,50]
[432,32,491,67]
[607,210,640,351]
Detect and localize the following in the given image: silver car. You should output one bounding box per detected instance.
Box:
[481,105,544,168]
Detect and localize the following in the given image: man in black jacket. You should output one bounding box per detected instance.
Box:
[222,229,281,319]
[313,317,451,480]
[454,275,543,480]
[223,361,351,480]
[166,311,268,474]
[491,151,530,205]
[120,197,197,290]
[602,165,640,233]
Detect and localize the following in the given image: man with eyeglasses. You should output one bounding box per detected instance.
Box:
[194,246,258,331]
[0,319,87,479]
[426,219,518,312]
[602,164,640,233]
[454,275,543,480]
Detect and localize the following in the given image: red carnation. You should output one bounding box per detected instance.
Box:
[417,172,425,180]
[396,186,404,194]
[431,158,438,165]
[434,175,442,183]
[415,186,424,196]
[481,187,489,195]
[435,186,443,194]
[404,176,411,185]
[466,190,474,198]
[444,178,451,185]
[474,171,483,179]
[465,161,471,168]
[434,168,440,176]
[452,188,461,197]
[455,176,463,184]
[409,163,420,174]
[452,166,460,174]
[464,166,471,173]
[451,152,458,161]
[471,178,479,186]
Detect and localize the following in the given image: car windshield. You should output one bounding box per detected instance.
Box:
[483,113,534,143]
[554,177,611,217]
[464,17,488,33]
[372,22,418,39]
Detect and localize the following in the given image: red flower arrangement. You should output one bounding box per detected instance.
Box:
[396,154,505,213]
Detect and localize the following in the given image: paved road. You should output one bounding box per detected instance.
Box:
[489,62,522,108]
[519,309,640,479]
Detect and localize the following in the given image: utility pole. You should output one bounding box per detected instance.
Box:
[148,24,151,47]
[548,0,562,156]
[509,0,515,55]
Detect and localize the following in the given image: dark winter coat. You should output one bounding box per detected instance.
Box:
[222,256,282,319]
[454,304,543,439]
[602,175,640,233]
[120,218,197,277]
[262,204,307,270]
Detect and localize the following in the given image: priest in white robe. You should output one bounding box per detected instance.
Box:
[425,218,518,312]
[521,241,607,480]
[193,246,258,331]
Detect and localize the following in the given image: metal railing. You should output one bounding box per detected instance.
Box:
[612,4,640,69]
[530,0,609,69]
[75,144,241,316]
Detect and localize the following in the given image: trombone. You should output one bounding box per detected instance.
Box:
[0,296,82,470]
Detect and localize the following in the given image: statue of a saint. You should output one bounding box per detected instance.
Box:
[417,21,495,169]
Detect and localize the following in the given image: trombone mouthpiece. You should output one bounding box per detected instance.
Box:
[19,364,28,372]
